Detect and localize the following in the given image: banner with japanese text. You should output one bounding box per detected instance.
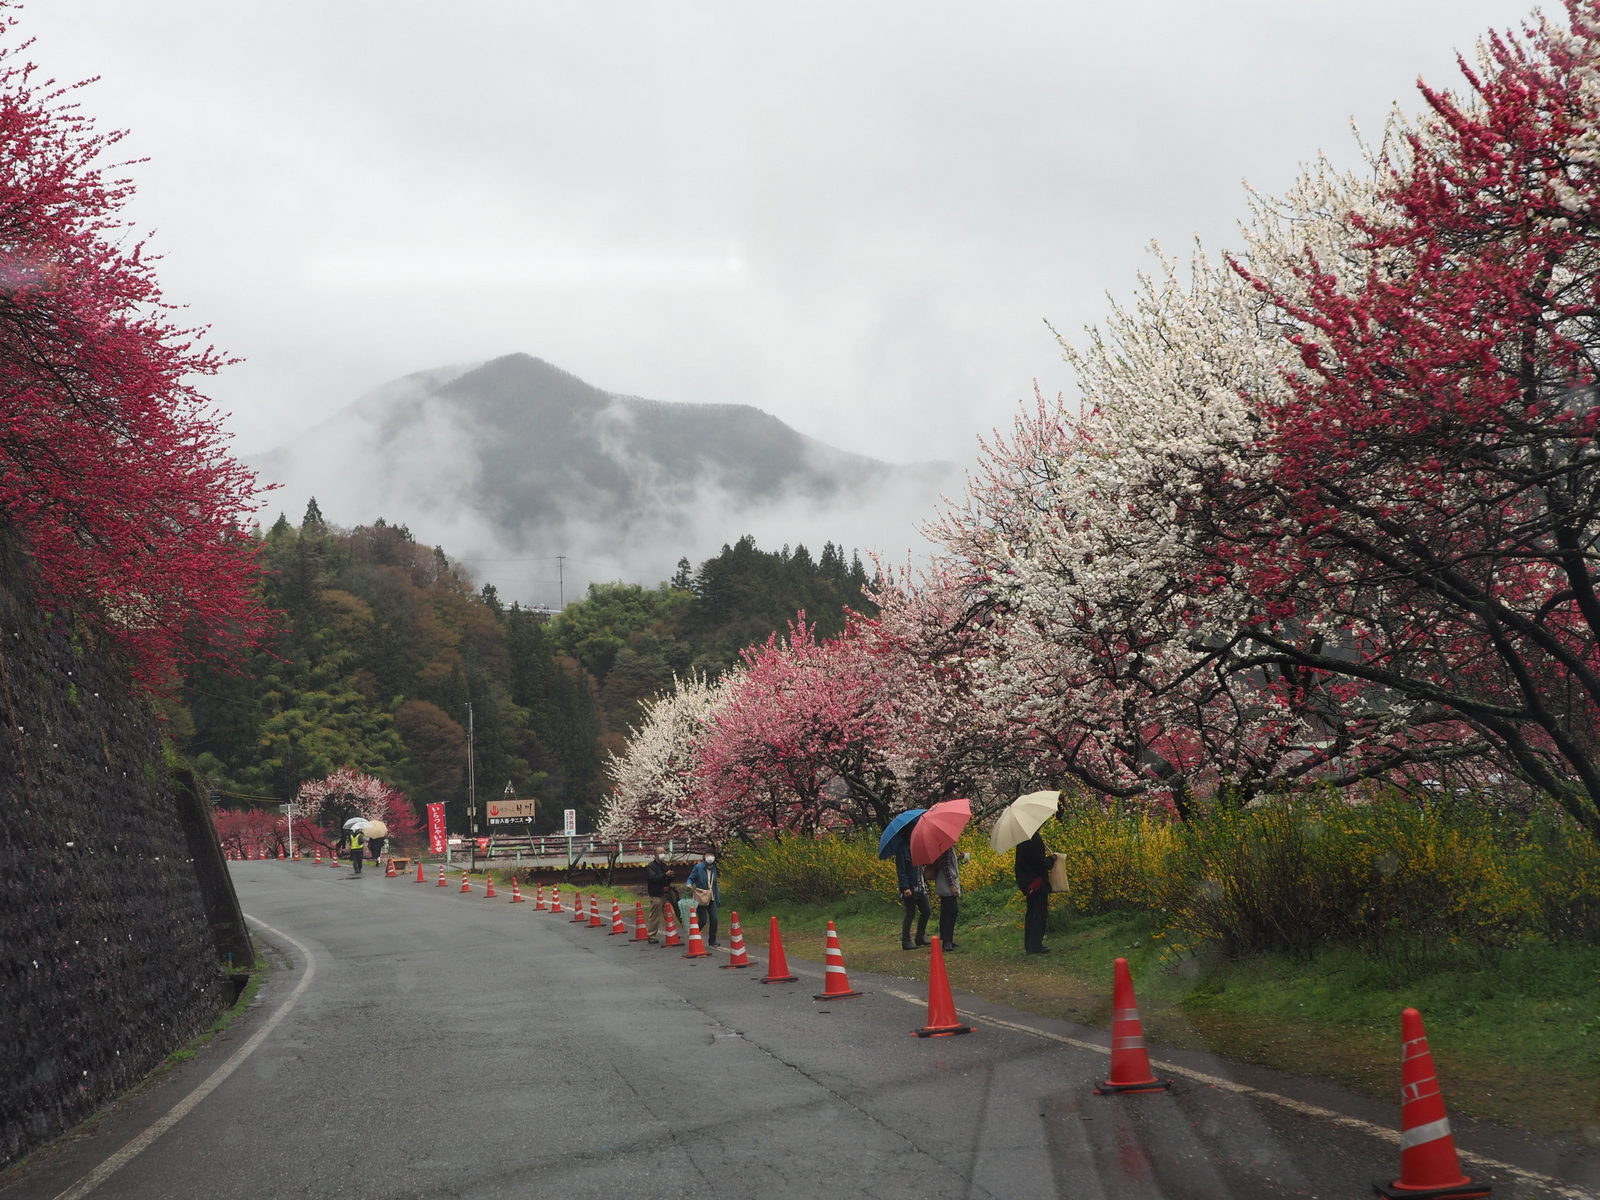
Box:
[427,803,447,854]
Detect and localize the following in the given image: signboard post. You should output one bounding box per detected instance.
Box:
[563,808,577,867]
[281,802,293,860]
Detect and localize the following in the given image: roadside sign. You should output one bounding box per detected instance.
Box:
[562,808,577,837]
[486,797,537,825]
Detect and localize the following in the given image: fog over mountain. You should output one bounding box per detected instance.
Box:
[249,354,964,606]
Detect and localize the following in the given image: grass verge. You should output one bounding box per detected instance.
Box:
[571,879,1598,1145]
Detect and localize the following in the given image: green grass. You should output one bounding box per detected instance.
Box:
[638,880,1600,1143]
[533,864,1600,1143]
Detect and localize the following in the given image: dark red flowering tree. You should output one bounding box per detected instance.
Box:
[1214,3,1600,839]
[0,6,268,686]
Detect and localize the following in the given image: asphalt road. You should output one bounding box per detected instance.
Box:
[4,862,1596,1200]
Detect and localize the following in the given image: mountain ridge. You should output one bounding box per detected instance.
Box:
[250,353,960,605]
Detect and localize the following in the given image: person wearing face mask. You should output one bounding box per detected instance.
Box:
[644,846,674,944]
[685,851,720,948]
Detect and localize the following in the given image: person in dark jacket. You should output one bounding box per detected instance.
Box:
[895,841,931,950]
[1015,830,1052,953]
[644,847,673,944]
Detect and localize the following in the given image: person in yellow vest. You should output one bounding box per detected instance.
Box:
[343,827,366,876]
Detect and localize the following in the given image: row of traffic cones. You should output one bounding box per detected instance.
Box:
[1085,958,1489,1198]
[309,858,1489,1196]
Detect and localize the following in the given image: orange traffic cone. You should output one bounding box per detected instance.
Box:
[760,916,798,983]
[484,874,497,898]
[313,847,322,865]
[459,872,472,894]
[588,895,604,928]
[632,901,648,941]
[551,887,564,914]
[914,939,972,1037]
[534,882,546,910]
[510,878,524,903]
[292,848,300,861]
[278,845,286,860]
[663,905,683,947]
[572,892,587,922]
[682,909,710,959]
[1094,957,1169,1092]
[720,912,756,969]
[329,851,341,869]
[437,863,448,887]
[385,857,396,877]
[1373,1008,1490,1199]
[415,861,426,883]
[609,898,627,935]
[813,920,863,999]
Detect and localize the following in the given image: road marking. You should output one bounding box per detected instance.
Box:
[50,916,316,1200]
[875,986,1590,1199]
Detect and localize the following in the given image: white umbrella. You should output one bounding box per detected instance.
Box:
[363,820,388,838]
[988,790,1062,852]
[343,816,367,830]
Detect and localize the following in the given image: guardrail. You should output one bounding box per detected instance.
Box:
[465,837,699,874]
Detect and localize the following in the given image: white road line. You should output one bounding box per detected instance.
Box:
[875,986,1591,1199]
[50,916,316,1200]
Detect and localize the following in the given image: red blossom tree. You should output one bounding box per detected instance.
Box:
[1210,2,1600,839]
[0,7,268,686]
[693,614,913,835]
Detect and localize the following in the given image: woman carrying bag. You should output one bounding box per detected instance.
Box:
[1014,830,1055,954]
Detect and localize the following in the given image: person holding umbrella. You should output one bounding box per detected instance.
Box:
[990,791,1063,955]
[879,809,929,951]
[339,817,367,877]
[894,840,931,950]
[909,791,973,951]
[364,820,388,865]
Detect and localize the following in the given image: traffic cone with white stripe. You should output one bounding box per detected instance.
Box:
[609,898,626,935]
[292,847,300,861]
[459,872,472,894]
[759,916,798,983]
[682,908,710,959]
[484,874,497,898]
[1094,957,1168,1092]
[534,882,546,910]
[551,887,563,914]
[632,901,648,941]
[278,845,286,860]
[314,846,323,865]
[914,938,972,1036]
[437,863,448,887]
[572,892,587,922]
[813,920,863,999]
[662,904,683,947]
[719,911,756,969]
[415,861,426,883]
[385,856,396,877]
[510,877,524,902]
[329,850,341,869]
[588,894,604,928]
[1373,1008,1490,1199]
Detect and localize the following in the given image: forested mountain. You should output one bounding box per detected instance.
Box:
[248,353,956,607]
[179,507,872,834]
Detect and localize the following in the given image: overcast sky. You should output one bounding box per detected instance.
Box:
[21,1,1540,469]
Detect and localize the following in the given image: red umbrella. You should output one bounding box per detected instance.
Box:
[909,797,971,865]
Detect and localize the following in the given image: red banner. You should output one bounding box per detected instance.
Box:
[427,803,447,854]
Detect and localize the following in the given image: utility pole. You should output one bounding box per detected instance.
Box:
[556,555,566,610]
[465,700,477,840]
